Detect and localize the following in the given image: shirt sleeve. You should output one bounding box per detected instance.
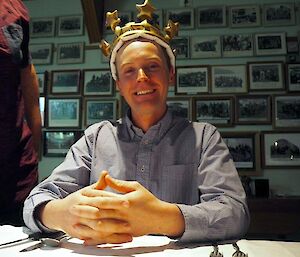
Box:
[20,18,31,68]
[176,124,250,242]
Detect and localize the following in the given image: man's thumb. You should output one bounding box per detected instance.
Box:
[105,175,137,193]
[94,170,109,190]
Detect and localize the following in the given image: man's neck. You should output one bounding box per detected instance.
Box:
[131,110,166,133]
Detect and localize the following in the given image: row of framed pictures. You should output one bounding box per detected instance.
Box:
[42,129,300,173]
[39,94,300,130]
[104,3,297,32]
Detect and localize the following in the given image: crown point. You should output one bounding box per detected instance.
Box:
[164,20,179,41]
[99,39,111,57]
[106,10,121,31]
[136,0,156,21]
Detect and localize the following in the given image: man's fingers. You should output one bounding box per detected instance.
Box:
[81,195,130,210]
[69,204,101,219]
[94,170,109,190]
[84,233,133,246]
[105,175,139,193]
[81,188,118,198]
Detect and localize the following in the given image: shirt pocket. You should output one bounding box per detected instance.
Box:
[161,163,197,204]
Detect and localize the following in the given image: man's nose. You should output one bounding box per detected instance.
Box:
[137,68,149,82]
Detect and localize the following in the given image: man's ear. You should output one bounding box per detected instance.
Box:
[115,80,121,94]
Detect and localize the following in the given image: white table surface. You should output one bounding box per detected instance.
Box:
[1,225,300,257]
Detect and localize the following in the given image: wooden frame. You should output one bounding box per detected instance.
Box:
[287,63,300,92]
[57,42,84,64]
[262,131,300,168]
[30,17,55,38]
[222,34,254,57]
[193,96,234,126]
[167,97,191,120]
[262,3,296,26]
[229,5,261,27]
[29,44,53,65]
[190,35,221,59]
[196,6,226,28]
[235,95,271,125]
[222,131,261,176]
[57,15,84,37]
[166,8,194,29]
[37,71,47,95]
[255,32,287,56]
[50,70,81,95]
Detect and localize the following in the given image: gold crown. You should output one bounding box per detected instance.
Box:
[99,0,179,57]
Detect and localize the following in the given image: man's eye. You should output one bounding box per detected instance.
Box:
[149,63,159,70]
[124,68,134,74]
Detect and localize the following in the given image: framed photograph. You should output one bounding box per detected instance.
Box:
[211,65,247,94]
[166,8,194,29]
[255,32,287,56]
[248,62,285,91]
[222,34,253,57]
[44,130,82,157]
[273,94,300,129]
[57,15,84,36]
[167,97,191,120]
[263,3,295,26]
[235,95,271,124]
[83,69,114,96]
[153,10,164,30]
[37,71,47,95]
[229,5,261,27]
[190,35,221,58]
[29,44,53,65]
[222,132,261,175]
[197,6,226,28]
[39,96,45,127]
[170,37,189,59]
[262,131,300,168]
[84,99,117,127]
[30,17,55,37]
[193,96,234,126]
[286,37,299,54]
[47,98,81,128]
[287,63,300,91]
[57,42,84,64]
[50,70,81,94]
[175,66,209,94]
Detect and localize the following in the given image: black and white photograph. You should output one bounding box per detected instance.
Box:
[166,9,194,29]
[262,131,300,168]
[176,66,209,94]
[29,44,53,65]
[57,42,84,64]
[85,99,117,126]
[263,3,295,26]
[170,37,190,59]
[229,5,261,27]
[273,95,300,129]
[167,98,190,119]
[50,70,81,94]
[39,96,45,127]
[30,17,55,37]
[222,132,260,175]
[211,65,247,93]
[194,96,233,126]
[44,131,81,157]
[255,32,287,56]
[37,71,47,95]
[236,95,271,124]
[83,69,113,96]
[248,62,284,91]
[47,98,81,128]
[287,63,300,92]
[222,34,253,57]
[190,35,221,58]
[57,15,84,36]
[197,6,226,28]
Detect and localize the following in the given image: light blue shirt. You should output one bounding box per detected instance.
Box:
[24,110,249,242]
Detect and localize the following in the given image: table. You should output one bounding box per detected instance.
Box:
[1,225,300,257]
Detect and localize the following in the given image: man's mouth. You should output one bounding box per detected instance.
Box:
[136,89,155,95]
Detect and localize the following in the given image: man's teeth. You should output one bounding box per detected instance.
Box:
[136,89,154,95]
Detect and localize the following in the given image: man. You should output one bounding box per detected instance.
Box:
[24,0,249,244]
[0,0,41,225]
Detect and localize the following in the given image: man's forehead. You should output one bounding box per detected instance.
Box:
[117,39,162,55]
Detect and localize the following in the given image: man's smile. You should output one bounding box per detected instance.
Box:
[135,89,155,95]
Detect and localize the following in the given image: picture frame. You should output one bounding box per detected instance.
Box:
[175,66,209,94]
[83,69,114,96]
[39,96,45,127]
[248,62,285,91]
[50,70,81,94]
[235,95,271,125]
[273,94,300,130]
[47,97,81,128]
[190,35,221,59]
[57,15,84,37]
[287,63,300,92]
[153,10,164,30]
[84,99,117,127]
[43,130,82,157]
[37,71,47,95]
[29,44,53,65]
[286,37,299,54]
[197,6,226,28]
[30,17,55,38]
[211,65,247,94]
[229,5,261,27]
[222,34,254,57]
[262,131,300,168]
[255,32,287,56]
[170,37,190,59]
[57,42,84,64]
[166,8,194,29]
[167,97,191,120]
[193,96,234,126]
[262,3,296,26]
[222,132,261,176]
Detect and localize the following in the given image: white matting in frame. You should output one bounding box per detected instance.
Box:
[190,35,221,59]
[255,32,287,56]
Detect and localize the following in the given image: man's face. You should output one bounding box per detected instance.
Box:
[115,40,174,120]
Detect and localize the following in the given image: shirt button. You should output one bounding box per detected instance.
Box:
[141,165,145,172]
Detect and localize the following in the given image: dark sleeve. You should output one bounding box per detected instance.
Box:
[20,18,31,68]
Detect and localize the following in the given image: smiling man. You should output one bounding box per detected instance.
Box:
[24,0,249,245]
